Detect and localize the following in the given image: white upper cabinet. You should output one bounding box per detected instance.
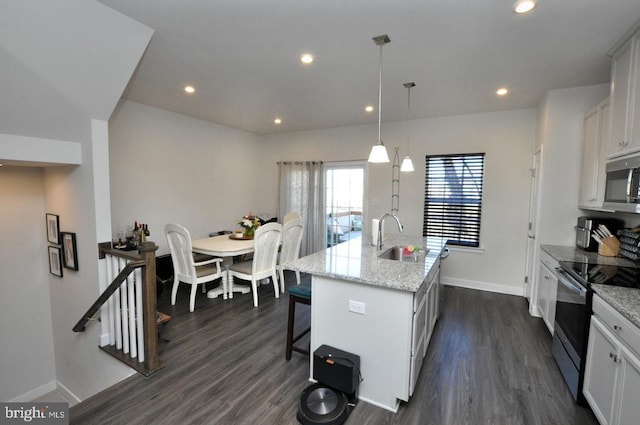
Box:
[608,35,640,158]
[579,98,610,208]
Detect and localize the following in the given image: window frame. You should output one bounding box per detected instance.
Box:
[422,152,485,248]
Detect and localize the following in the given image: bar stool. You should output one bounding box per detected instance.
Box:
[286,281,311,360]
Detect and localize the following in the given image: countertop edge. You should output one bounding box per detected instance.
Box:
[287,236,447,293]
[540,244,640,330]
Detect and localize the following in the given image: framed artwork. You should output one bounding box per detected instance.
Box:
[48,246,63,277]
[46,213,60,244]
[61,232,78,271]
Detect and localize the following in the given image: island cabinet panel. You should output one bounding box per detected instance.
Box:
[310,262,441,413]
[311,275,414,412]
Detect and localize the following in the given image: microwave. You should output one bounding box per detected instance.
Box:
[603,154,640,213]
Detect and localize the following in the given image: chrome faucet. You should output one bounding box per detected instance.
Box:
[377,212,404,250]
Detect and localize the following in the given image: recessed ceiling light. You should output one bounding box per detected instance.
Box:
[300,54,314,64]
[496,87,509,96]
[365,105,374,113]
[184,85,195,94]
[513,0,536,14]
[274,118,282,124]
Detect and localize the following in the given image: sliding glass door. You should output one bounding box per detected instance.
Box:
[324,162,365,247]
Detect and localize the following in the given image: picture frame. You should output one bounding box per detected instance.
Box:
[46,213,60,244]
[61,232,78,271]
[48,246,63,277]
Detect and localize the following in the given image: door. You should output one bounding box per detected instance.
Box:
[616,344,640,425]
[525,149,542,304]
[324,162,365,247]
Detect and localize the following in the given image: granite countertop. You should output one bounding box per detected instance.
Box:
[287,235,447,292]
[541,244,639,267]
[592,285,640,329]
[541,244,640,329]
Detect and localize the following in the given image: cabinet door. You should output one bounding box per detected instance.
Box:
[584,316,619,425]
[536,262,557,334]
[596,100,611,202]
[609,42,632,157]
[615,344,640,425]
[580,107,599,205]
[629,37,640,153]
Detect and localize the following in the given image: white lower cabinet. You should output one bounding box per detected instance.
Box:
[311,259,441,411]
[409,266,440,395]
[584,295,640,425]
[536,250,558,334]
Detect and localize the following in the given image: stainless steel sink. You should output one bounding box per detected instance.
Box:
[378,246,429,261]
[378,246,405,261]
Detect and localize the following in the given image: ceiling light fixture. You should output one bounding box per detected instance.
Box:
[496,87,509,96]
[365,105,374,113]
[274,118,282,124]
[401,82,416,173]
[513,0,536,14]
[184,85,195,94]
[368,34,391,164]
[300,53,314,64]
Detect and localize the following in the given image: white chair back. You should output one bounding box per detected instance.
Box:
[278,218,304,291]
[283,212,301,224]
[281,218,304,266]
[165,223,196,284]
[251,222,282,279]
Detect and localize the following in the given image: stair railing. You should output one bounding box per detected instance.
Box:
[73,241,164,376]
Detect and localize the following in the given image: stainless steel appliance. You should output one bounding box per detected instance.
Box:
[603,154,640,213]
[575,216,623,251]
[552,261,640,404]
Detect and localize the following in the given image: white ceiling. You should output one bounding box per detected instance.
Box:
[98,0,640,135]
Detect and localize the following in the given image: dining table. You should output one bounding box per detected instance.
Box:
[191,233,254,300]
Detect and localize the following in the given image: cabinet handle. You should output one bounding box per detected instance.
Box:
[614,324,622,332]
[609,352,621,363]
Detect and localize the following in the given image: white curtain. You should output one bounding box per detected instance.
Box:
[278,161,324,255]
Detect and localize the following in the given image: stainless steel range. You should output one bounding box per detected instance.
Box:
[552,261,640,404]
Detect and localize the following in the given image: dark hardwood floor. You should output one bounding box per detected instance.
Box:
[70,276,598,425]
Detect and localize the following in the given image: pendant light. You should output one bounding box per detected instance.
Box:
[400,82,415,172]
[368,34,391,163]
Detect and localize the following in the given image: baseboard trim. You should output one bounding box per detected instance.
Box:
[8,380,57,402]
[56,380,81,406]
[441,277,524,297]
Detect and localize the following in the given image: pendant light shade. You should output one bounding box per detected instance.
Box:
[368,34,391,163]
[400,82,416,172]
[400,156,414,172]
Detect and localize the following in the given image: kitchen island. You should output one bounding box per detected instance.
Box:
[287,235,447,412]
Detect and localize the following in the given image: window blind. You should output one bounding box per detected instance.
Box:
[423,153,485,247]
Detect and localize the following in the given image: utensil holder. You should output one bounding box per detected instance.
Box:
[599,236,620,257]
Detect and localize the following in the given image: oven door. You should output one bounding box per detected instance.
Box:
[552,267,590,402]
[554,267,588,367]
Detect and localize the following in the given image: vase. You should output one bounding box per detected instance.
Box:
[243,228,255,239]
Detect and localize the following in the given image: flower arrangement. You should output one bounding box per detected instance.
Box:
[239,212,261,237]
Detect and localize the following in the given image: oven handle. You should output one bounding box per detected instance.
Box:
[555,267,587,294]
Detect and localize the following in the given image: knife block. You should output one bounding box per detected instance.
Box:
[599,236,620,257]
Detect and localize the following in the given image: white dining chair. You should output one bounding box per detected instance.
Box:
[283,212,301,224]
[165,224,225,312]
[227,222,282,307]
[278,218,304,292]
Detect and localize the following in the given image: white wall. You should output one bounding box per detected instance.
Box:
[260,108,537,295]
[0,0,153,403]
[0,167,56,401]
[109,101,267,256]
[109,103,537,295]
